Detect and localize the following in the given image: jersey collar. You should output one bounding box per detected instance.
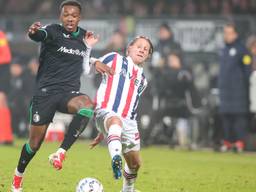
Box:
[127,56,143,69]
[60,24,80,37]
[71,27,80,37]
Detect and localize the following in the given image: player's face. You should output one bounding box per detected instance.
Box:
[60,5,81,32]
[127,38,151,65]
[224,26,237,44]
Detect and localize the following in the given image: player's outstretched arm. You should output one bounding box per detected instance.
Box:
[84,56,115,76]
[83,32,114,76]
[28,22,47,42]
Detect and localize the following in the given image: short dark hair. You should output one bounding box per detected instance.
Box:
[160,22,172,33]
[60,0,82,13]
[225,22,238,33]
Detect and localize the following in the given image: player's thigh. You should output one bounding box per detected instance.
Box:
[123,151,142,170]
[58,92,93,114]
[95,109,122,135]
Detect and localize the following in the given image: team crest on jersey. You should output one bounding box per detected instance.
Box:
[33,112,40,123]
[120,68,127,77]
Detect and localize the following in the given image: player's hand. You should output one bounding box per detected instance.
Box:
[95,61,115,76]
[89,133,104,149]
[28,22,42,35]
[84,31,99,47]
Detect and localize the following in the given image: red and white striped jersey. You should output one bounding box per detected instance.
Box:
[95,52,147,120]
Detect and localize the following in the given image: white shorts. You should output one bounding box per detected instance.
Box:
[95,109,140,154]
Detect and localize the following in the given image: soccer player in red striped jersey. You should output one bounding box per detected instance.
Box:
[89,36,153,192]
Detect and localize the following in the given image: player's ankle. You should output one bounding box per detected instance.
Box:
[56,148,66,154]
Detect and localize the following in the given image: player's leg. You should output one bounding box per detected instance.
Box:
[105,116,123,179]
[11,95,56,191]
[60,94,94,150]
[11,124,49,191]
[122,151,141,192]
[220,113,233,152]
[106,116,123,158]
[233,113,247,152]
[49,94,94,170]
[94,110,123,179]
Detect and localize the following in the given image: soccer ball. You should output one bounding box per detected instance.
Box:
[76,177,104,192]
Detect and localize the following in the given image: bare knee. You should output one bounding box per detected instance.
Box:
[67,95,94,113]
[28,125,48,151]
[79,95,94,108]
[106,116,123,128]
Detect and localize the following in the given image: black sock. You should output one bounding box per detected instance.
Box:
[60,114,89,151]
[17,143,36,173]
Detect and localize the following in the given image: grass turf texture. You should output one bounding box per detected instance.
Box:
[1,140,256,192]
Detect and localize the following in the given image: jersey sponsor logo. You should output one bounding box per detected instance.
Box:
[57,46,87,57]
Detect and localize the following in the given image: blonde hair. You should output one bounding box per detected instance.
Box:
[127,36,154,56]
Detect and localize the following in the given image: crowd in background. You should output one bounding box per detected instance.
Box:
[2,21,256,151]
[1,0,256,18]
[1,1,256,152]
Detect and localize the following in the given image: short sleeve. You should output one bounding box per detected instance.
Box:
[41,24,59,41]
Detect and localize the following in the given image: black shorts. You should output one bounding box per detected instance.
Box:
[29,91,85,125]
[0,64,10,93]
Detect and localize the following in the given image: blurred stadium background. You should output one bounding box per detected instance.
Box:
[2,1,256,192]
[1,0,256,151]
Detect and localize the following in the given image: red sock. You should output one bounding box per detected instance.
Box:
[0,107,13,143]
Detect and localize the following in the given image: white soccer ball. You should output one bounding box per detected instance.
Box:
[76,177,104,192]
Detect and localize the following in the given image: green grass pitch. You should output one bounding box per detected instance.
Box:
[1,140,256,192]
